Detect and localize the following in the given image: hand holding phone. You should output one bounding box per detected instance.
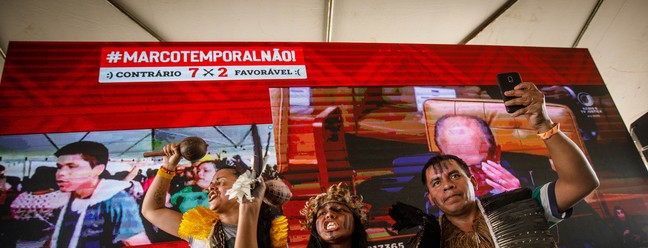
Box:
[497,72,523,113]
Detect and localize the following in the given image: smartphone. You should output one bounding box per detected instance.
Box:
[497,72,523,113]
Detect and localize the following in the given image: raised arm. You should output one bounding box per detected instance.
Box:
[141,144,185,239]
[234,179,266,248]
[122,160,146,182]
[505,82,600,213]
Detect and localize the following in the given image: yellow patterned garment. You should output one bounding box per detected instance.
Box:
[270,215,289,248]
[178,206,219,241]
[178,206,289,248]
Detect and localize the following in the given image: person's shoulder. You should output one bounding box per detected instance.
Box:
[112,189,133,198]
[99,181,139,203]
[531,182,573,225]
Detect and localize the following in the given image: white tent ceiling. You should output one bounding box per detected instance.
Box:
[1,0,647,129]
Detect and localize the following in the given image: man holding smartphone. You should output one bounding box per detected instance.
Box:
[398,81,599,247]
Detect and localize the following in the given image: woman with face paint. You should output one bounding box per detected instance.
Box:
[141,143,289,248]
[300,183,369,248]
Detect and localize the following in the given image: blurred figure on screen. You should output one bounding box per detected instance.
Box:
[613,206,646,247]
[10,166,60,245]
[0,165,10,190]
[50,141,149,247]
[0,164,21,247]
[434,115,522,196]
[0,164,11,204]
[169,154,218,213]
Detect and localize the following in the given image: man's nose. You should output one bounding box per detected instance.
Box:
[443,181,455,191]
[55,167,67,176]
[325,210,337,219]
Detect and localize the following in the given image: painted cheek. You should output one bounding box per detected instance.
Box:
[343,214,352,232]
[315,220,325,235]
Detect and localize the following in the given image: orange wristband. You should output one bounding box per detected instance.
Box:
[157,166,176,180]
[537,123,560,140]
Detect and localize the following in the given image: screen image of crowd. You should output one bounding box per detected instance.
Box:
[0,124,277,247]
[0,84,647,247]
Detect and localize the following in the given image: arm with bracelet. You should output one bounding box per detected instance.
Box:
[141,144,186,239]
[504,82,600,214]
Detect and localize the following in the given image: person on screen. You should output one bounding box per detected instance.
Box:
[299,183,369,248]
[0,164,21,247]
[141,143,288,248]
[613,206,646,247]
[0,165,11,191]
[169,154,218,213]
[434,115,523,196]
[51,141,150,247]
[394,82,599,247]
[0,164,11,204]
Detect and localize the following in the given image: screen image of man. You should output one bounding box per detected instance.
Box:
[51,141,149,247]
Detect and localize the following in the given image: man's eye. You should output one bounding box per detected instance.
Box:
[431,181,440,187]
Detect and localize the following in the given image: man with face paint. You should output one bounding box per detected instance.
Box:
[300,183,369,248]
[400,82,599,247]
[51,141,150,247]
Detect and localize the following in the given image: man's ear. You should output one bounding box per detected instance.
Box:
[491,144,502,162]
[92,164,106,177]
[470,176,478,191]
[426,191,437,206]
